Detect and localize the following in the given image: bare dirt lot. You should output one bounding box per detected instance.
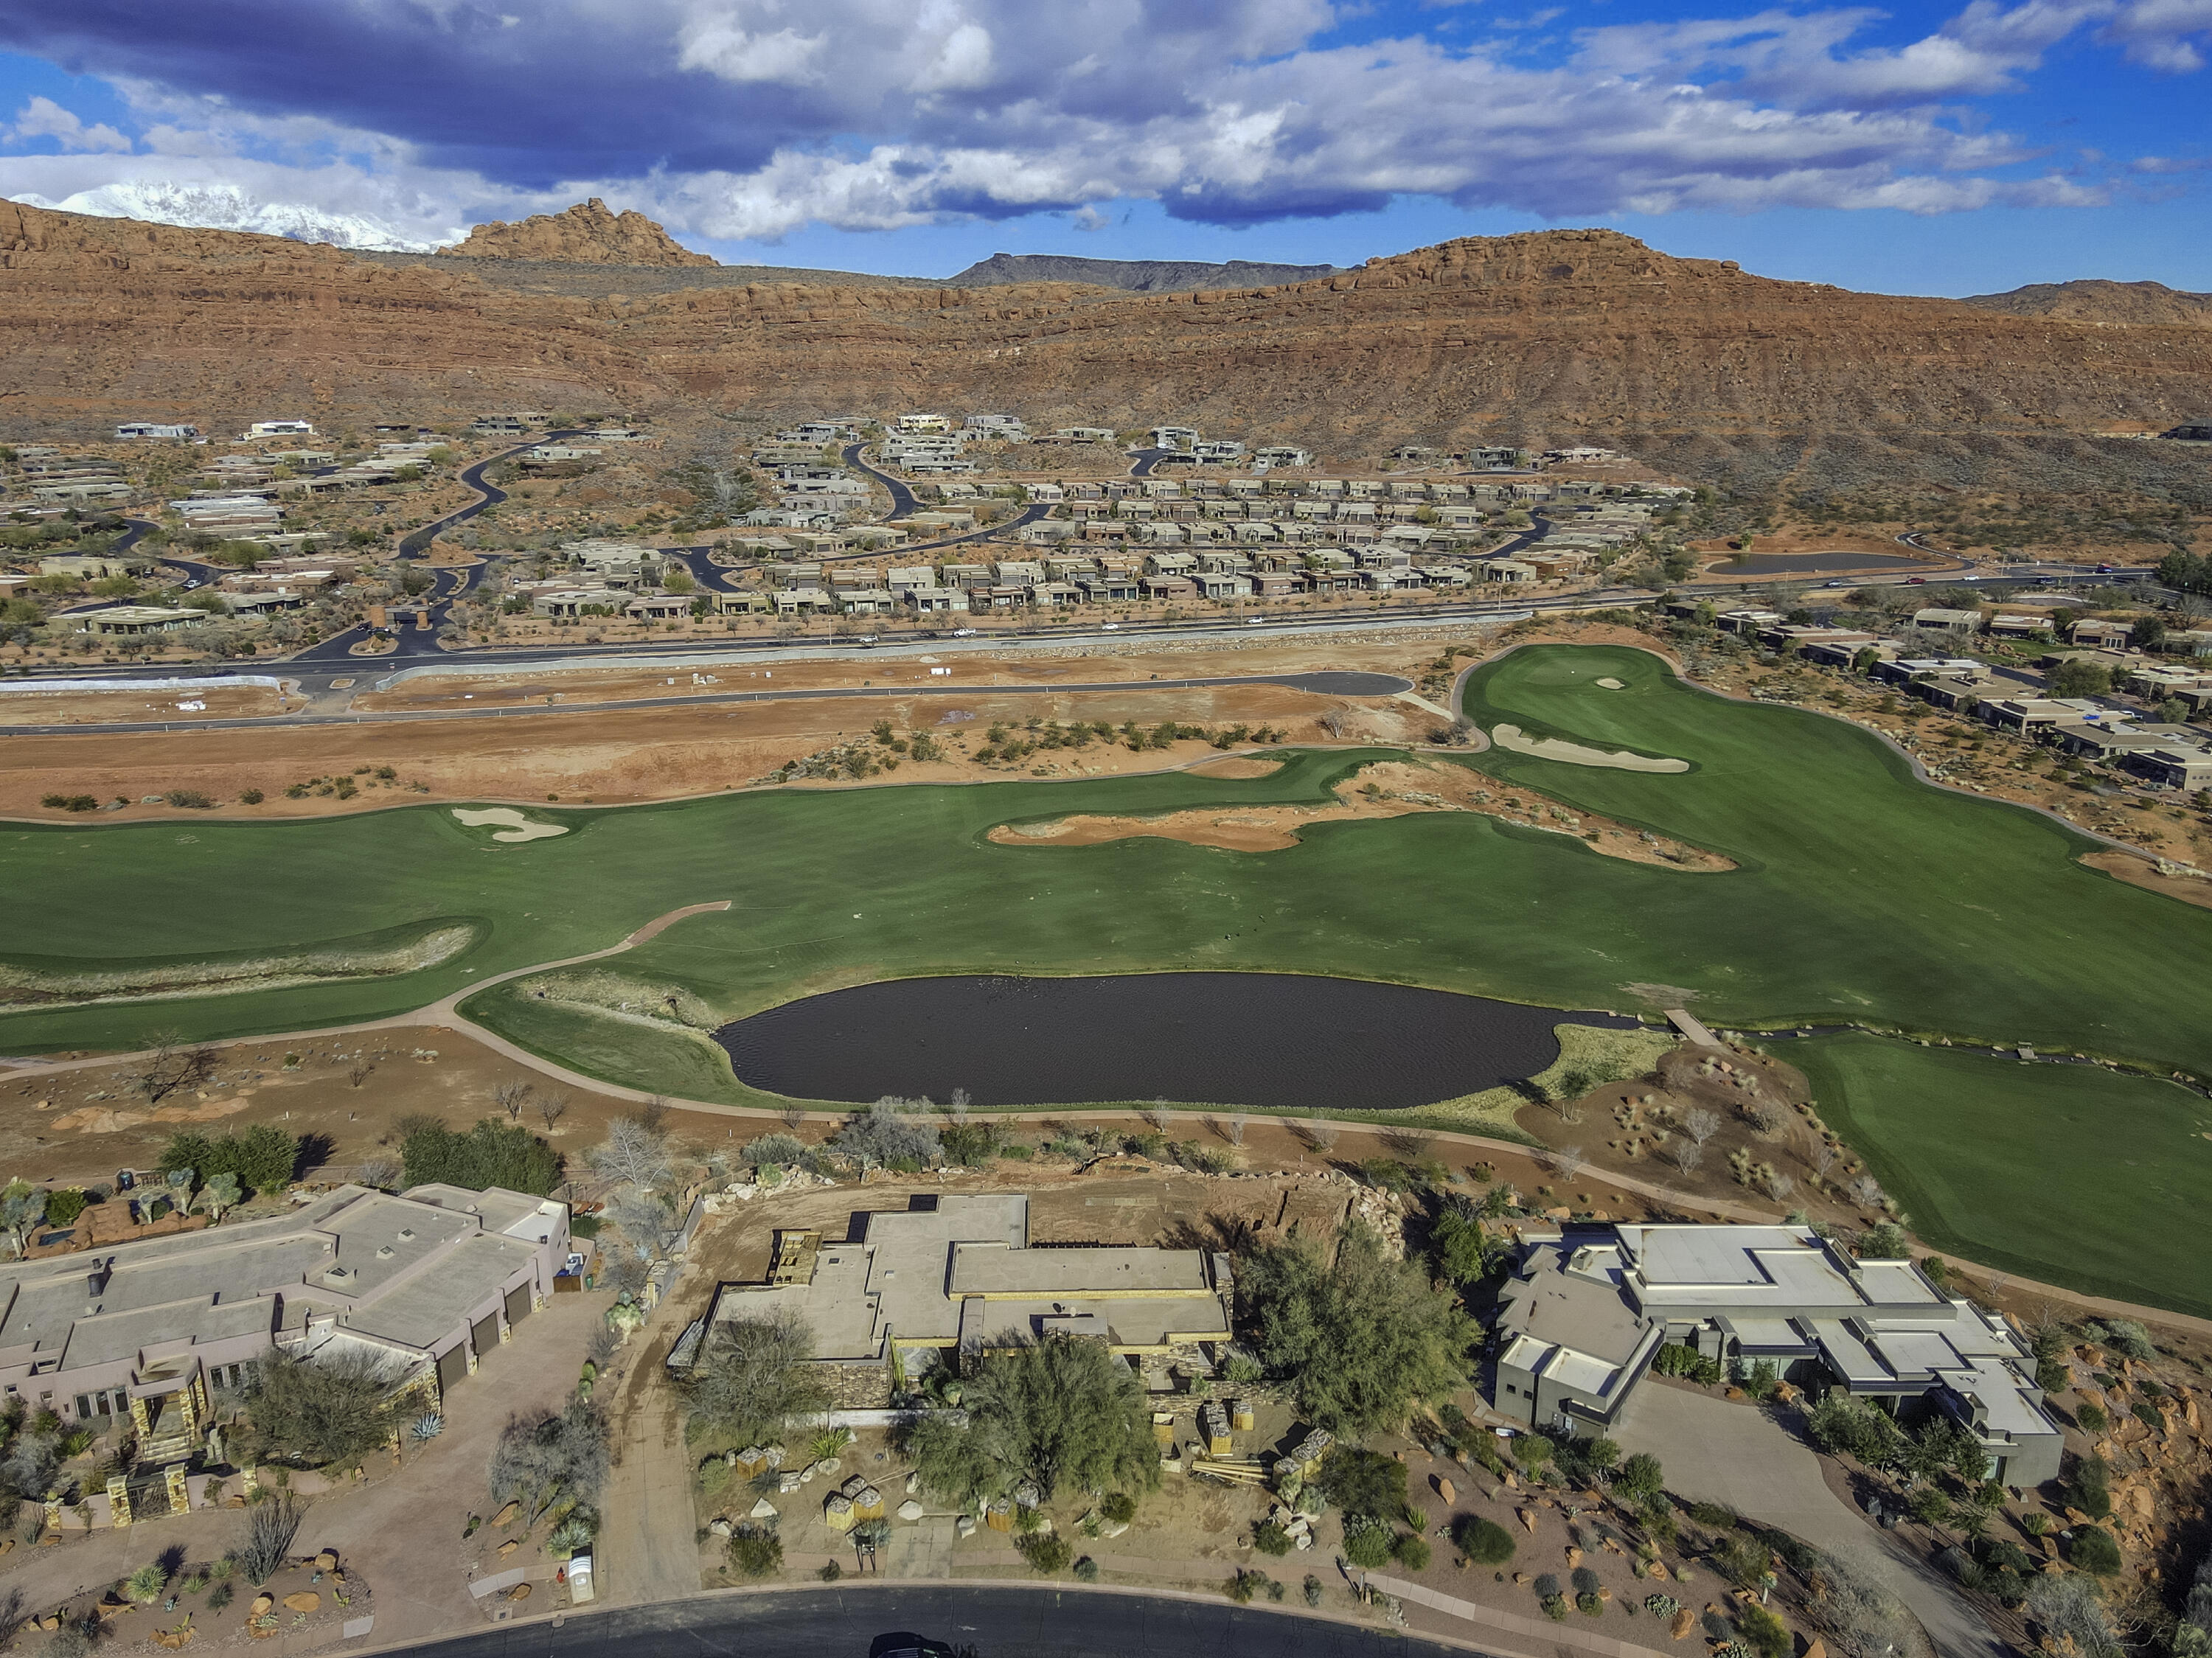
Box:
[0,683,293,725]
[0,635,1458,821]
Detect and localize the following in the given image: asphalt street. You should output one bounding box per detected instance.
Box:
[367,1585,1486,1658]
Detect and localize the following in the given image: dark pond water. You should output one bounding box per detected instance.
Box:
[715,972,1641,1111]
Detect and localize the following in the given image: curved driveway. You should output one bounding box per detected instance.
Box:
[366,1585,1486,1658]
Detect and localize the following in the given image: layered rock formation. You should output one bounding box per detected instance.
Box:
[4,203,2210,485]
[1963,279,2212,328]
[437,198,717,267]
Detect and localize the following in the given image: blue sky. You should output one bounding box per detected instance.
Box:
[0,0,2205,294]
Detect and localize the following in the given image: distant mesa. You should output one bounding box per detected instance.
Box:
[1959,278,2212,328]
[945,251,1338,293]
[437,198,717,268]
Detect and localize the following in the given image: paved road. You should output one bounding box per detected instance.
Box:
[369,1585,1486,1658]
[0,670,1413,737]
[843,442,921,518]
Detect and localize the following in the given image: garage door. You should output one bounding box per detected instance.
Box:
[504,1285,532,1328]
[470,1314,500,1358]
[437,1344,469,1393]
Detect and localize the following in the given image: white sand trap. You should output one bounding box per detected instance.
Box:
[1596,677,1627,690]
[452,807,569,843]
[1491,724,1688,773]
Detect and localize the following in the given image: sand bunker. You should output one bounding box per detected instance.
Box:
[1491,725,1688,773]
[987,760,1730,868]
[452,807,568,843]
[1184,756,1285,780]
[1596,678,1627,690]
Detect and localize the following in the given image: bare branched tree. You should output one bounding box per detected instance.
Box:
[1545,1145,1585,1182]
[1745,1100,1787,1137]
[637,1096,669,1135]
[536,1090,571,1135]
[590,1117,675,1193]
[347,1065,375,1089]
[1669,1138,1705,1176]
[1762,1169,1796,1204]
[948,1088,972,1124]
[1224,1113,1248,1147]
[1301,1111,1338,1153]
[355,1157,403,1191]
[1681,1107,1722,1151]
[128,1030,218,1106]
[1847,1174,1886,1209]
[494,1079,534,1124]
[1141,1101,1172,1132]
[780,1102,807,1132]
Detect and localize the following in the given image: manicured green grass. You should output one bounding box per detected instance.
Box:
[1787,1033,2212,1320]
[4,643,2210,1315]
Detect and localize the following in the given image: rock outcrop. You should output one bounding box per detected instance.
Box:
[437,199,716,267]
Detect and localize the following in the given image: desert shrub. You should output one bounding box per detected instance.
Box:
[236,1494,302,1584]
[2068,1454,2112,1521]
[1615,1452,1665,1504]
[125,1564,168,1604]
[1544,1596,1570,1620]
[398,1117,560,1194]
[1654,1343,1725,1385]
[1253,1519,1293,1556]
[2027,1575,2123,1658]
[43,1190,86,1227]
[2077,1402,2108,1432]
[830,1099,940,1168]
[2068,1527,2121,1576]
[2093,1320,2154,1362]
[487,1393,609,1526]
[940,1124,1003,1168]
[1577,1592,1604,1616]
[1016,1531,1073,1573]
[1225,1570,1274,1604]
[726,1524,782,1578]
[1645,1594,1681,1617]
[1074,1555,1099,1581]
[1534,1572,1562,1600]
[1736,1604,1791,1658]
[1100,1491,1138,1525]
[1341,1515,1394,1569]
[1452,1515,1516,1565]
[739,1133,807,1170]
[1393,1533,1431,1570]
[1303,1574,1324,1606]
[1318,1447,1408,1525]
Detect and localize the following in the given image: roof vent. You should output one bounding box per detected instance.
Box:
[376,1246,395,1260]
[326,1265,350,1281]
[397,1228,415,1241]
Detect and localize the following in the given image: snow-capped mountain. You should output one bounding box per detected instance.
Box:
[9,181,444,251]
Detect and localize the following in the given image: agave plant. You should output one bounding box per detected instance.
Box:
[547,1516,594,1555]
[409,1413,445,1443]
[125,1563,170,1604]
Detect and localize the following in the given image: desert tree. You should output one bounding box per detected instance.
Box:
[1545,1146,1585,1182]
[1802,1131,1839,1181]
[678,1307,830,1446]
[535,1090,571,1134]
[0,1184,45,1260]
[589,1116,675,1194]
[1680,1107,1722,1153]
[1762,1170,1796,1204]
[1300,1110,1338,1153]
[1846,1174,1886,1210]
[901,1333,1160,1511]
[353,1157,403,1192]
[1239,1220,1476,1435]
[241,1348,403,1468]
[494,1079,534,1124]
[779,1102,807,1132]
[1669,1138,1705,1176]
[1224,1113,1248,1148]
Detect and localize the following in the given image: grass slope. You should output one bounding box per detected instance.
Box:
[1787,1033,2212,1320]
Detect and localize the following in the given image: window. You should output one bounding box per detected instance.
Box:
[74,1395,91,1418]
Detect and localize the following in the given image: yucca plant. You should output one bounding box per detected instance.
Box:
[125,1564,169,1604]
[547,1516,594,1555]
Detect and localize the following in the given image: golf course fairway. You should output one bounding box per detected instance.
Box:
[1,644,2207,1312]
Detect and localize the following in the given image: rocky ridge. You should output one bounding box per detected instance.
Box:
[437,198,717,267]
[945,251,1338,293]
[3,203,2210,484]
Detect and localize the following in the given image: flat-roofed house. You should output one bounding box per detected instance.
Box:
[679,1195,1229,1403]
[0,1183,567,1460]
[1493,1223,2061,1485]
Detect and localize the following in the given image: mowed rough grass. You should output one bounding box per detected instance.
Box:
[1788,1034,2212,1320]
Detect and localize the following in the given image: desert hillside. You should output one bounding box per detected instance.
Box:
[436,198,717,267]
[4,202,2211,488]
[1961,279,2212,328]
